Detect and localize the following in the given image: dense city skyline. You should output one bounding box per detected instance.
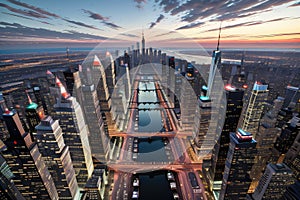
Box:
[0,0,300,49]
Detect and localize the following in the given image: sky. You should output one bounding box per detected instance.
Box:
[0,0,300,49]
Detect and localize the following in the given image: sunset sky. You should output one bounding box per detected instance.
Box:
[0,0,300,49]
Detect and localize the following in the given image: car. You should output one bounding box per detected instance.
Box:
[173,192,179,200]
[133,178,139,187]
[188,172,200,189]
[167,172,175,181]
[132,191,139,199]
[170,182,177,190]
[132,153,138,160]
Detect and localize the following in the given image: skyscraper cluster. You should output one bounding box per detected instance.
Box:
[0,33,299,200]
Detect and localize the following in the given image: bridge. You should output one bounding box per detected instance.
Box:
[128,107,172,111]
[107,162,203,172]
[109,131,177,137]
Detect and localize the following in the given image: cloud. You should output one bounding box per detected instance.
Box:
[155,0,295,23]
[120,33,139,38]
[133,0,147,9]
[204,17,290,32]
[154,31,176,37]
[249,32,300,38]
[83,9,109,21]
[2,12,54,25]
[2,11,37,21]
[82,9,122,29]
[176,22,205,30]
[6,0,60,18]
[0,3,47,18]
[63,19,101,30]
[149,14,164,29]
[0,22,108,40]
[102,21,122,29]
[155,0,180,12]
[289,1,300,7]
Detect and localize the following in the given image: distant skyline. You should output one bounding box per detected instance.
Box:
[0,0,300,49]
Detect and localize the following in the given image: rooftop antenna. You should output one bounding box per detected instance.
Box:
[217,21,222,51]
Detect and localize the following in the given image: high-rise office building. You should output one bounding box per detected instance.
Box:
[2,109,59,199]
[248,97,284,192]
[251,163,294,200]
[219,129,257,200]
[213,85,244,191]
[284,132,300,180]
[281,180,300,200]
[283,85,300,109]
[25,94,44,133]
[0,153,25,200]
[80,66,109,162]
[273,116,300,162]
[0,92,8,140]
[141,32,145,52]
[240,81,269,138]
[53,78,94,188]
[35,115,79,199]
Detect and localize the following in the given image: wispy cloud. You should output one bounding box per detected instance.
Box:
[2,12,54,25]
[134,0,147,9]
[82,9,122,29]
[83,9,109,21]
[155,0,180,12]
[63,19,102,30]
[149,14,164,29]
[120,33,139,38]
[0,3,47,18]
[6,0,60,18]
[154,31,176,37]
[0,22,108,40]
[155,0,295,23]
[204,17,290,32]
[289,1,300,7]
[176,22,205,30]
[248,32,300,38]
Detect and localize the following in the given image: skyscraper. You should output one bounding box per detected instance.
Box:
[35,115,79,199]
[80,65,109,162]
[213,85,244,191]
[283,85,300,109]
[25,93,44,133]
[141,32,145,51]
[53,77,94,188]
[250,163,294,200]
[2,109,59,199]
[248,97,283,193]
[0,153,25,200]
[241,81,269,138]
[219,129,257,200]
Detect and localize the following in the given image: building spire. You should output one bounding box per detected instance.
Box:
[25,90,32,104]
[217,21,222,51]
[55,76,70,99]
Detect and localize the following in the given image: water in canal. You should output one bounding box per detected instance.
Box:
[135,80,173,198]
[138,81,164,132]
[138,171,174,200]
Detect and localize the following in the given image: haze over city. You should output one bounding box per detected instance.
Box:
[0,0,300,49]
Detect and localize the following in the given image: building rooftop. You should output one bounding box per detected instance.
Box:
[26,102,38,110]
[269,163,292,173]
[253,81,268,91]
[236,128,253,142]
[199,96,210,101]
